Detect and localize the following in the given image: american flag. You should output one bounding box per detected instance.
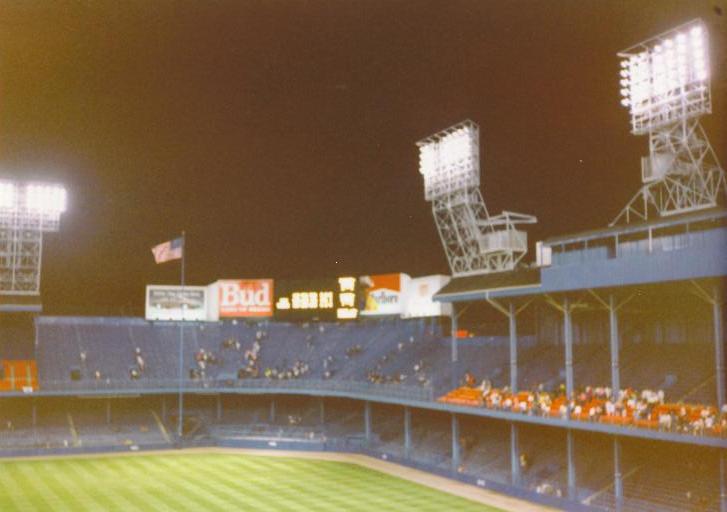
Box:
[151,237,184,264]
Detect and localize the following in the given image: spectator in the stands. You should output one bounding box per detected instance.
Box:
[463,371,476,387]
[519,453,530,472]
[605,399,615,417]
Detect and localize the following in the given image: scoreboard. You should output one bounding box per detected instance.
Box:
[274,277,358,320]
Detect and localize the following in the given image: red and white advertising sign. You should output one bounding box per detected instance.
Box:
[217,279,274,317]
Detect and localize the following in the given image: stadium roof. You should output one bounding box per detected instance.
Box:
[544,207,727,246]
[433,267,540,302]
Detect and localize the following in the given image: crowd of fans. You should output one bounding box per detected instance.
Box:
[75,329,720,441]
[263,360,311,380]
[365,336,431,387]
[447,373,726,437]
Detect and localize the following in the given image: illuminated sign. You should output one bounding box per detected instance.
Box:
[274,277,359,320]
[336,277,358,320]
[216,279,274,317]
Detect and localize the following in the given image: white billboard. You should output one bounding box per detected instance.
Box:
[145,285,208,321]
[402,274,452,318]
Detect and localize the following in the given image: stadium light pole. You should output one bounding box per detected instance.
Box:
[0,181,67,295]
[416,121,536,277]
[612,19,726,225]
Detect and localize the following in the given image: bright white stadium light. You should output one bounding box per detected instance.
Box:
[418,143,437,176]
[24,184,67,214]
[1,179,67,295]
[611,18,726,226]
[0,182,18,209]
[417,120,480,201]
[618,19,711,134]
[436,128,473,169]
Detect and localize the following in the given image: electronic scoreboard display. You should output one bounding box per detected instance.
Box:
[274,277,359,321]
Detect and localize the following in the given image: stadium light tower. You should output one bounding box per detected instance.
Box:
[417,120,537,276]
[612,19,727,225]
[0,181,67,295]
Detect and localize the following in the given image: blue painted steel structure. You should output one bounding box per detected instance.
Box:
[435,209,727,302]
[430,208,727,511]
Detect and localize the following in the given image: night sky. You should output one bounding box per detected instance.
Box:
[0,1,725,316]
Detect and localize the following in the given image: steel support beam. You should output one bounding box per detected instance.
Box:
[404,406,412,458]
[451,304,458,389]
[609,294,620,396]
[451,413,460,472]
[364,401,372,443]
[714,293,725,410]
[720,450,727,512]
[510,422,520,486]
[567,429,576,501]
[564,298,574,400]
[509,302,518,392]
[614,437,623,511]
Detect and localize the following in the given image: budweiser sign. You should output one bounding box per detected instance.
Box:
[217,279,274,317]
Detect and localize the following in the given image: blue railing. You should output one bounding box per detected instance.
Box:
[36,378,436,402]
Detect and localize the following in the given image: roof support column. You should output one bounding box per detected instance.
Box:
[564,297,574,401]
[510,422,520,486]
[720,450,727,512]
[451,413,460,473]
[364,401,371,444]
[487,298,533,393]
[713,290,724,410]
[609,294,620,396]
[692,281,725,410]
[509,302,518,393]
[404,406,411,459]
[545,294,577,403]
[451,303,458,389]
[567,429,576,501]
[614,437,623,511]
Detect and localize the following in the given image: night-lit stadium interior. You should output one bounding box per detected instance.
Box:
[1,2,726,511]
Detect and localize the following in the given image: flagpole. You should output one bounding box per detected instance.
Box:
[178,231,186,440]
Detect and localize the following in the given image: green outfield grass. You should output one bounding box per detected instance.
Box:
[0,452,500,511]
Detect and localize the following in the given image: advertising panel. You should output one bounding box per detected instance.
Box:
[358,273,410,316]
[402,274,452,318]
[145,285,208,321]
[215,279,274,318]
[275,277,358,321]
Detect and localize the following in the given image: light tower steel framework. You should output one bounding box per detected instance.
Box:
[417,120,536,277]
[0,181,66,296]
[612,19,727,225]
